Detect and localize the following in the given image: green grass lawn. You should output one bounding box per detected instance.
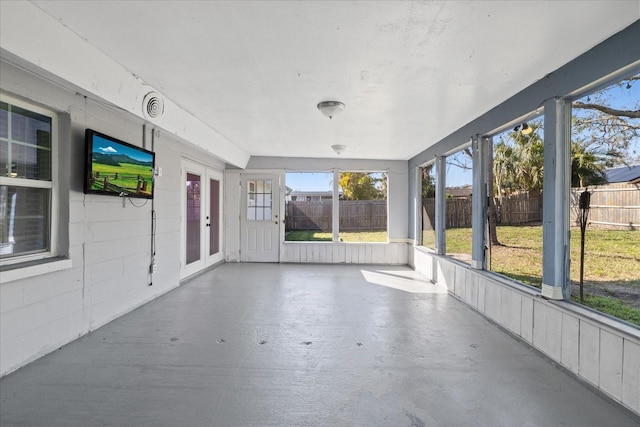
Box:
[91,163,153,195]
[289,226,639,325]
[444,226,640,325]
[285,230,332,241]
[582,295,640,326]
[285,230,387,243]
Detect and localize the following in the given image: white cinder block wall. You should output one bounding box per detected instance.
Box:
[410,247,640,416]
[0,61,224,376]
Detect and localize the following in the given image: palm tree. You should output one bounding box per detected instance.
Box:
[571,144,609,187]
[493,141,515,203]
[509,123,544,192]
[421,165,436,199]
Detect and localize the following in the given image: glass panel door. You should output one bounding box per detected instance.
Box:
[186,172,201,265]
[182,161,224,278]
[209,177,220,256]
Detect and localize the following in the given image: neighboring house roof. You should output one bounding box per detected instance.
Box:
[604,165,640,184]
[290,191,333,196]
[446,186,473,198]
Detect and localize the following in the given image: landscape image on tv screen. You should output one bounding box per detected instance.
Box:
[86,130,155,198]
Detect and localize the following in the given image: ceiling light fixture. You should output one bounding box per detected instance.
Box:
[331,144,346,155]
[317,101,345,119]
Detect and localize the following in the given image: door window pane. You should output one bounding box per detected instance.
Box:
[186,172,201,264]
[247,179,272,221]
[209,178,220,256]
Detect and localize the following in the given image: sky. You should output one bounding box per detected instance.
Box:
[93,134,153,162]
[286,77,638,191]
[446,76,639,187]
[286,171,390,192]
[285,171,334,192]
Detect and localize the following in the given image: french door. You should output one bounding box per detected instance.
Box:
[181,160,223,279]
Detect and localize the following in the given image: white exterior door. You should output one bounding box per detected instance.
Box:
[181,160,224,279]
[240,174,280,262]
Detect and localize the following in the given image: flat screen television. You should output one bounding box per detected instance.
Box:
[84,129,155,199]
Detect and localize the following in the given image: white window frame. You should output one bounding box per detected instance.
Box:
[0,93,59,267]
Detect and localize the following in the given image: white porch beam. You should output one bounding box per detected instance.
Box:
[332,169,340,242]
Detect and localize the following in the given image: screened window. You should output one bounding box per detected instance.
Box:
[569,74,640,326]
[284,170,388,242]
[0,96,56,263]
[285,172,333,241]
[486,117,544,289]
[338,171,387,243]
[445,147,473,263]
[420,163,436,249]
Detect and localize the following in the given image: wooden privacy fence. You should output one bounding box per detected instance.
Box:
[571,183,640,230]
[422,190,542,230]
[285,200,387,231]
[422,198,473,229]
[496,190,542,225]
[422,186,640,231]
[426,198,474,229]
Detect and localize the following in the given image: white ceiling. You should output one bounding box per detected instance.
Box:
[28,1,640,161]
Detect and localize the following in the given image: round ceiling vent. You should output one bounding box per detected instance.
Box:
[142,91,164,119]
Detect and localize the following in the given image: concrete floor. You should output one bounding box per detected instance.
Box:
[1,263,637,427]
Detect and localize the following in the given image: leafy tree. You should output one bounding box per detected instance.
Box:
[511,123,545,191]
[492,121,545,193]
[421,165,436,199]
[572,76,640,166]
[571,143,609,187]
[451,76,638,192]
[493,141,515,203]
[339,172,386,200]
